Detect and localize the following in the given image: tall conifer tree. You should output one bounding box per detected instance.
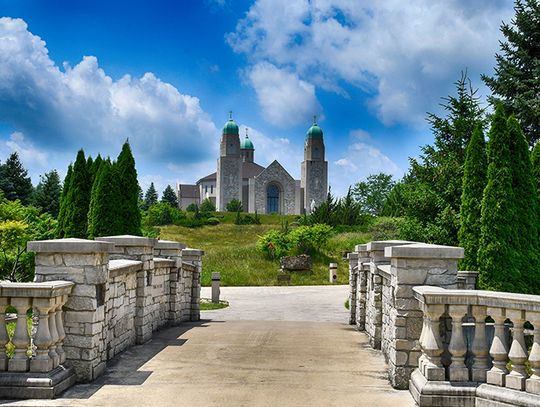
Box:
[116,142,141,235]
[64,149,91,238]
[161,185,178,208]
[33,170,62,217]
[458,125,487,271]
[478,106,520,292]
[87,160,122,238]
[531,142,540,194]
[143,183,158,210]
[56,165,72,238]
[508,115,540,293]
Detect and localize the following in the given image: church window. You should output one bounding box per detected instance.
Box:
[313,147,320,159]
[211,185,213,194]
[266,184,280,214]
[205,185,208,193]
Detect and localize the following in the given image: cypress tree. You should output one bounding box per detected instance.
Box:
[87,160,122,238]
[116,142,141,235]
[458,125,487,271]
[508,114,540,293]
[64,149,91,238]
[161,185,178,208]
[143,183,158,210]
[478,105,520,292]
[531,142,540,194]
[89,154,103,186]
[56,165,72,238]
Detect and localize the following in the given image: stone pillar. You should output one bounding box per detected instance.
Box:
[97,236,156,344]
[348,252,359,325]
[181,248,204,322]
[385,243,463,389]
[28,238,113,382]
[154,240,185,325]
[355,244,369,331]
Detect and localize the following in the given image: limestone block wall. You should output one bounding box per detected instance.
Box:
[252,161,299,215]
[28,236,204,384]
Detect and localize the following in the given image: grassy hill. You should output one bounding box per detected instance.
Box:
[158,213,369,286]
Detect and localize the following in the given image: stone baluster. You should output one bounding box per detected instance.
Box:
[348,251,358,326]
[471,305,490,382]
[55,294,67,364]
[0,297,8,371]
[9,297,30,372]
[487,307,509,386]
[355,244,369,331]
[47,296,60,368]
[30,297,54,372]
[506,310,528,391]
[420,303,445,381]
[448,304,469,381]
[527,312,540,395]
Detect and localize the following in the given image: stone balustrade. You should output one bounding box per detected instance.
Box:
[411,286,540,406]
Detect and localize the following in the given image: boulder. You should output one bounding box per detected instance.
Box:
[280,254,312,272]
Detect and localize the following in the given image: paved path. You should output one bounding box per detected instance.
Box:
[2,286,414,407]
[200,285,350,321]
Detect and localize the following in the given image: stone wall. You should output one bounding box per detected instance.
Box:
[348,240,466,389]
[28,235,203,384]
[301,159,328,213]
[217,155,242,211]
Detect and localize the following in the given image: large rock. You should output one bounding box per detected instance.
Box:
[280,255,312,271]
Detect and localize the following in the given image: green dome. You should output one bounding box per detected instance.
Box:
[241,135,254,149]
[223,118,239,135]
[306,123,323,138]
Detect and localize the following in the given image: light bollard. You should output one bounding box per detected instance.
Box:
[329,263,338,283]
[211,272,221,304]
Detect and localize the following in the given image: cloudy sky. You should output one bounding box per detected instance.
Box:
[0,0,514,197]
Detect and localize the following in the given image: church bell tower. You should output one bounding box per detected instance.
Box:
[216,112,243,211]
[301,117,328,214]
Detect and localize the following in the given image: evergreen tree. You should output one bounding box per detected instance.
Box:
[507,114,540,292]
[0,152,33,205]
[143,183,158,210]
[116,142,141,235]
[89,154,103,186]
[478,105,520,292]
[458,125,487,271]
[87,160,122,238]
[32,170,62,217]
[56,165,72,238]
[63,150,91,238]
[161,185,178,208]
[482,0,540,145]
[200,198,216,213]
[531,142,540,194]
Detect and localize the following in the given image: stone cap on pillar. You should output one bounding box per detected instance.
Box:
[354,243,368,252]
[96,235,157,247]
[155,240,186,250]
[347,252,359,260]
[181,248,205,256]
[366,240,416,252]
[385,243,464,259]
[27,238,114,254]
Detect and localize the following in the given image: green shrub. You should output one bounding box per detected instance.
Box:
[206,217,220,226]
[226,199,243,212]
[186,203,198,212]
[257,230,290,259]
[288,224,333,255]
[200,198,216,213]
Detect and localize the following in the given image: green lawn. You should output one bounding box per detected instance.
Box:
[159,214,369,286]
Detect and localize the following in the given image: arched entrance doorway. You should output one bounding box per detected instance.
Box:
[266,183,280,214]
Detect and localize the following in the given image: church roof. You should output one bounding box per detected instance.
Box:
[222,113,239,135]
[307,117,323,138]
[196,161,265,184]
[240,134,254,150]
[178,184,199,199]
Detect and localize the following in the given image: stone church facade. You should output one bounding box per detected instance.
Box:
[177,115,328,215]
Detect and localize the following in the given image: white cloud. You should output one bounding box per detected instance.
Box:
[331,141,401,195]
[228,0,514,126]
[246,62,322,127]
[5,132,48,168]
[0,17,217,170]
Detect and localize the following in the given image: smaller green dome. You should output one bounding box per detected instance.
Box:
[223,118,239,135]
[307,123,323,138]
[241,135,254,149]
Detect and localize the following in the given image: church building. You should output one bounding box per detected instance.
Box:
[177,114,328,215]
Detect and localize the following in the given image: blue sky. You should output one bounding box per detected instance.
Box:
[0,0,514,197]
